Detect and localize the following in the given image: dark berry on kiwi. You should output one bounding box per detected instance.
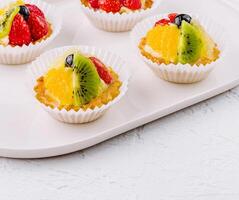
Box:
[174,14,192,27]
[19,5,30,21]
[182,14,192,23]
[65,54,74,68]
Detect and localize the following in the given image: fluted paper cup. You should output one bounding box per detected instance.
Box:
[131,14,226,83]
[27,45,130,123]
[79,0,161,32]
[0,0,62,64]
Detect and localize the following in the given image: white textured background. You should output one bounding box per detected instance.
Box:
[1,0,239,199]
[1,88,239,199]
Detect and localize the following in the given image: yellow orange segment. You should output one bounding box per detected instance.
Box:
[44,67,74,106]
[0,10,4,16]
[145,24,180,63]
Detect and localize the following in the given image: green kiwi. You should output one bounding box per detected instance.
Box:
[178,20,202,64]
[72,53,101,106]
[0,6,20,39]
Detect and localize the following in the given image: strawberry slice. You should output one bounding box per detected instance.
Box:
[9,14,31,46]
[27,12,49,41]
[155,18,170,26]
[89,0,100,8]
[122,0,141,10]
[89,57,113,84]
[25,4,45,19]
[98,0,122,13]
[168,13,178,23]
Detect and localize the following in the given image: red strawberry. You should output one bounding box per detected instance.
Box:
[155,18,170,26]
[89,57,113,84]
[98,0,122,13]
[27,12,49,41]
[25,4,45,19]
[168,13,178,23]
[89,0,99,8]
[122,0,141,10]
[9,14,31,46]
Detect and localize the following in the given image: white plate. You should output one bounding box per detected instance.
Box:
[0,0,238,158]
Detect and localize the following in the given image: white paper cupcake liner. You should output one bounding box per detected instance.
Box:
[27,45,131,124]
[0,0,62,65]
[131,14,226,83]
[79,0,161,32]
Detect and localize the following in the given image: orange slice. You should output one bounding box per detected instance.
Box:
[44,67,74,106]
[145,24,180,63]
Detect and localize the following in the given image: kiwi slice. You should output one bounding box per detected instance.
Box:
[178,20,202,64]
[72,53,101,106]
[0,6,20,39]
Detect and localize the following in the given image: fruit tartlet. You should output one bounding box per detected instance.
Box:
[29,46,130,123]
[0,0,61,64]
[0,0,50,47]
[79,0,161,32]
[132,13,224,83]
